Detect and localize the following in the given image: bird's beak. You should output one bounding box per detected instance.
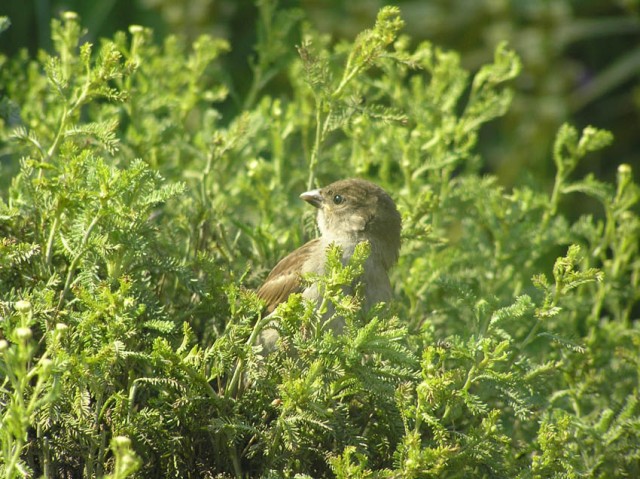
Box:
[300,189,323,209]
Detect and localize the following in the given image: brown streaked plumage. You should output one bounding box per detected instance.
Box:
[256,238,321,313]
[256,178,402,349]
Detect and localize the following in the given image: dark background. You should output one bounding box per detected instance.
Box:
[2,0,639,196]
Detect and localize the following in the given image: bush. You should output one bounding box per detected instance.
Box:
[1,4,639,478]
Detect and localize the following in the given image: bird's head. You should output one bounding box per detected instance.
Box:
[300,178,401,269]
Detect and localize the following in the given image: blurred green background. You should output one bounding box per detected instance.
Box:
[2,0,639,196]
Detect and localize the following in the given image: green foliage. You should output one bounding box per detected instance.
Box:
[0,17,10,36]
[1,2,639,478]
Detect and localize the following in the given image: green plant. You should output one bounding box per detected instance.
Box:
[1,2,638,477]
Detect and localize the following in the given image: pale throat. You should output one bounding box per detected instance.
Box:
[317,209,366,242]
[317,209,388,266]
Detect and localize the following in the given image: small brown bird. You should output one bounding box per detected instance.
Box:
[256,178,401,349]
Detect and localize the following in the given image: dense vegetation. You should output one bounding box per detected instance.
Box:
[1,3,639,478]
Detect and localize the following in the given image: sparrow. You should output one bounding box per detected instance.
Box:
[255,178,401,350]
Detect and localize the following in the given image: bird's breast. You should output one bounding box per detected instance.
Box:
[306,237,392,308]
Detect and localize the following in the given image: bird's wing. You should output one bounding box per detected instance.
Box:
[257,238,320,313]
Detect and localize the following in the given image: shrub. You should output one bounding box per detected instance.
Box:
[1,4,638,478]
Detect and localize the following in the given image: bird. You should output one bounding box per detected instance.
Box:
[255,178,402,351]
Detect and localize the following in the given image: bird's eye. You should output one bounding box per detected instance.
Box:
[333,194,344,205]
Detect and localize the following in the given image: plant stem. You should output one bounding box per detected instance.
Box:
[226,314,273,398]
[45,209,61,266]
[57,212,102,311]
[539,171,564,239]
[307,98,324,190]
